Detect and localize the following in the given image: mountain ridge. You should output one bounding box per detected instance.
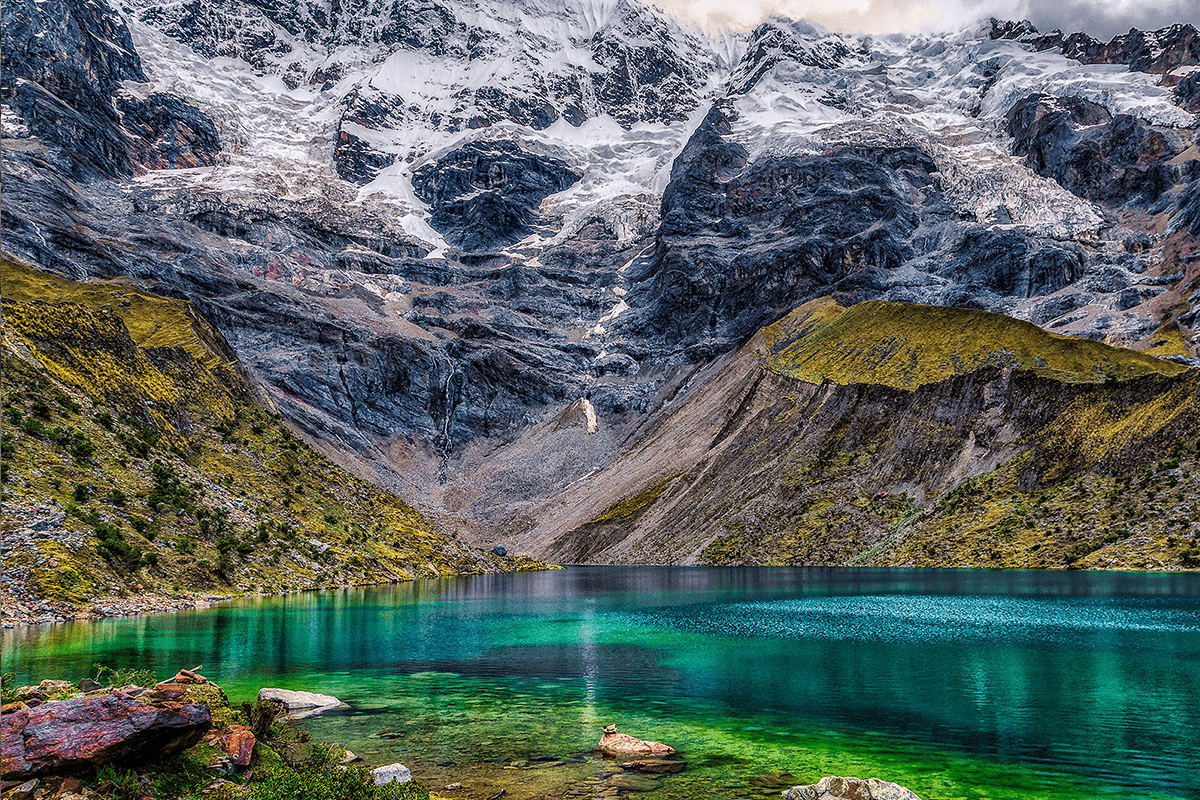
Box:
[2,0,1199,569]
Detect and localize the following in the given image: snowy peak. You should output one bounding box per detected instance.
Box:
[133,0,720,182]
[727,17,856,95]
[991,18,1200,77]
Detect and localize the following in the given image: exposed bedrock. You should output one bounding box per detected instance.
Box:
[1006,93,1185,205]
[1176,72,1200,114]
[0,0,219,178]
[412,140,582,251]
[0,152,620,457]
[619,100,1102,358]
[991,20,1200,78]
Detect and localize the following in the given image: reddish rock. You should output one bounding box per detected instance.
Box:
[595,725,676,758]
[55,777,83,797]
[207,725,256,767]
[1,694,211,779]
[162,667,208,685]
[149,683,190,701]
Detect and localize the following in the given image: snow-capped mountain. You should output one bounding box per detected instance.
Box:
[2,0,1198,524]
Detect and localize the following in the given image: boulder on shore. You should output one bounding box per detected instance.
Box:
[256,688,345,718]
[783,776,924,800]
[372,763,412,786]
[595,724,676,758]
[1,693,211,779]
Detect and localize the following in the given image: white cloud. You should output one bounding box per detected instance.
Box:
[655,0,1197,38]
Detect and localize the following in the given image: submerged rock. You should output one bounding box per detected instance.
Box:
[595,724,676,758]
[782,775,924,800]
[621,758,686,774]
[608,773,661,791]
[0,693,211,779]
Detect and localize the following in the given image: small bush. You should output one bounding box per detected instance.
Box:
[243,699,288,740]
[1,671,16,704]
[93,663,158,688]
[94,523,152,570]
[249,765,429,800]
[94,765,142,800]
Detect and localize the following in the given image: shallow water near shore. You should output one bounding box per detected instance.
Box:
[4,567,1199,799]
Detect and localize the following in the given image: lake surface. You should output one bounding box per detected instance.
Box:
[4,567,1199,800]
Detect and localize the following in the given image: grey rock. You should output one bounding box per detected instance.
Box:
[412,140,581,251]
[0,0,218,179]
[257,688,344,716]
[371,763,413,786]
[783,775,923,800]
[1006,93,1184,206]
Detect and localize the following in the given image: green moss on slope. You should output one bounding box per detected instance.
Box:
[1,260,541,619]
[679,299,1200,571]
[760,298,1186,389]
[587,474,682,525]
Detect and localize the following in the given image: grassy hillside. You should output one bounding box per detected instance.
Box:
[1,259,541,623]
[542,298,1200,570]
[760,298,1186,389]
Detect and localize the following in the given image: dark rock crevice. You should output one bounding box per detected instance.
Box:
[1006,93,1185,206]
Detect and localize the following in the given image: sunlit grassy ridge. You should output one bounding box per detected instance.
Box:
[562,297,1200,569]
[760,298,1186,389]
[1,259,538,617]
[696,296,1200,567]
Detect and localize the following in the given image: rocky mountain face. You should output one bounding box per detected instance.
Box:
[519,300,1200,569]
[2,0,1199,566]
[0,258,543,624]
[991,19,1200,76]
[0,0,220,178]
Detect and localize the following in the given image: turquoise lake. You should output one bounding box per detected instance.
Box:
[3,567,1199,800]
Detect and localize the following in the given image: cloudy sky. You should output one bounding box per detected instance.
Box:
[657,0,1198,39]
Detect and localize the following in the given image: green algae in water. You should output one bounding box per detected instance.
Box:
[4,567,1199,799]
[290,671,1182,800]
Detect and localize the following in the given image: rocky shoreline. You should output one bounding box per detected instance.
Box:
[0,669,926,800]
[1,592,234,629]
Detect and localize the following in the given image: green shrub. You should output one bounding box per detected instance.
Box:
[249,765,428,800]
[147,461,192,513]
[1,671,16,704]
[93,663,158,688]
[94,523,152,570]
[243,699,288,740]
[94,765,142,800]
